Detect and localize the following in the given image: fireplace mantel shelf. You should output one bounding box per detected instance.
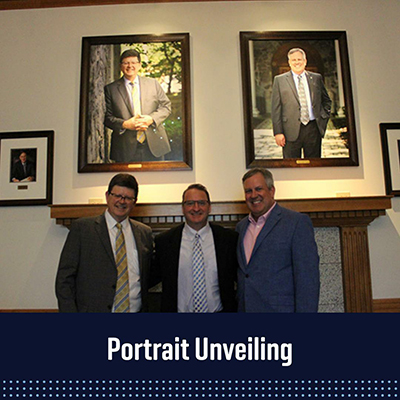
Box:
[50,195,392,230]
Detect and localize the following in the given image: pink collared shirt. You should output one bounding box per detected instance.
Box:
[243,202,276,264]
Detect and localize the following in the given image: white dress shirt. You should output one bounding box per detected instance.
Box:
[123,76,140,113]
[105,210,142,312]
[177,223,222,313]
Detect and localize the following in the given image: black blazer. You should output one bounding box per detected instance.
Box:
[153,223,238,312]
[56,214,154,313]
[11,160,36,181]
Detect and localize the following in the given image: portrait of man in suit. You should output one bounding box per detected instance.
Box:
[10,150,36,183]
[236,168,320,312]
[153,183,238,313]
[56,173,154,313]
[271,48,332,158]
[104,49,172,163]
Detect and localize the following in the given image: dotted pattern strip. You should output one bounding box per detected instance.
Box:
[1,380,398,398]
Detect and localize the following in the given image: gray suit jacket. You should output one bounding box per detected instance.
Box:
[55,214,154,313]
[104,76,171,162]
[271,71,331,141]
[236,204,320,313]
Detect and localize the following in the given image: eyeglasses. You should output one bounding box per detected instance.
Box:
[183,200,209,207]
[121,61,140,66]
[109,192,136,203]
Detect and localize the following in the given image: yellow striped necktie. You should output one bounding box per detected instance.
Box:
[131,82,146,144]
[114,222,130,313]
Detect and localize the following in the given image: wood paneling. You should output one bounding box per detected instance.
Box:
[341,227,373,312]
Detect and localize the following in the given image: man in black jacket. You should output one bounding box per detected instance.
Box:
[153,184,238,312]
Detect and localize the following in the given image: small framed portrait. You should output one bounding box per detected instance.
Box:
[240,31,359,168]
[78,33,192,173]
[0,131,54,206]
[380,123,400,196]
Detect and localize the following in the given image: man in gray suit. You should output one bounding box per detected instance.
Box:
[104,49,171,162]
[56,174,153,313]
[271,48,332,158]
[236,168,320,312]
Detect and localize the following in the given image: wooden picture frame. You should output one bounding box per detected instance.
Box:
[0,131,54,206]
[240,31,359,168]
[380,122,400,196]
[78,33,192,172]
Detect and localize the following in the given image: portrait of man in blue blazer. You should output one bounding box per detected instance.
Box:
[236,168,320,312]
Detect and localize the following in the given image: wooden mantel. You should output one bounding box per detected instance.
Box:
[50,196,392,313]
[50,196,392,230]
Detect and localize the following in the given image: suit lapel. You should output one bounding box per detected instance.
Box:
[138,76,149,116]
[305,71,315,104]
[237,218,250,271]
[210,224,225,273]
[130,219,145,277]
[169,224,184,282]
[116,78,134,116]
[248,204,282,263]
[94,214,115,265]
[286,72,300,104]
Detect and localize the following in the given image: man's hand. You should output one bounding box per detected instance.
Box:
[122,115,143,131]
[136,115,154,130]
[122,115,154,131]
[275,134,286,147]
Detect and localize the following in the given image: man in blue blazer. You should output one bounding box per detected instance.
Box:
[236,168,320,312]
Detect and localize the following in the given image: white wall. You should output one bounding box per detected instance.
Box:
[0,0,399,309]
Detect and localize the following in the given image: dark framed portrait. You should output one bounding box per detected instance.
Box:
[0,131,54,206]
[240,31,359,168]
[78,33,192,173]
[380,122,400,196]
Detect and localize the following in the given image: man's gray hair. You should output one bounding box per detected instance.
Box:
[242,168,274,190]
[287,48,306,60]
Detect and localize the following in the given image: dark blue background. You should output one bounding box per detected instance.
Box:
[1,313,398,397]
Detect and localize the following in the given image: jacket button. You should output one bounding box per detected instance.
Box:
[245,274,249,278]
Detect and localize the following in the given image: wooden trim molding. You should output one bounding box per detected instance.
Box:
[1,0,262,11]
[2,298,400,313]
[372,298,400,313]
[49,196,393,313]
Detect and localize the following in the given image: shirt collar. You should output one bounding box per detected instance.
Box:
[183,222,211,241]
[105,209,130,230]
[248,202,276,225]
[291,70,307,80]
[124,76,139,86]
